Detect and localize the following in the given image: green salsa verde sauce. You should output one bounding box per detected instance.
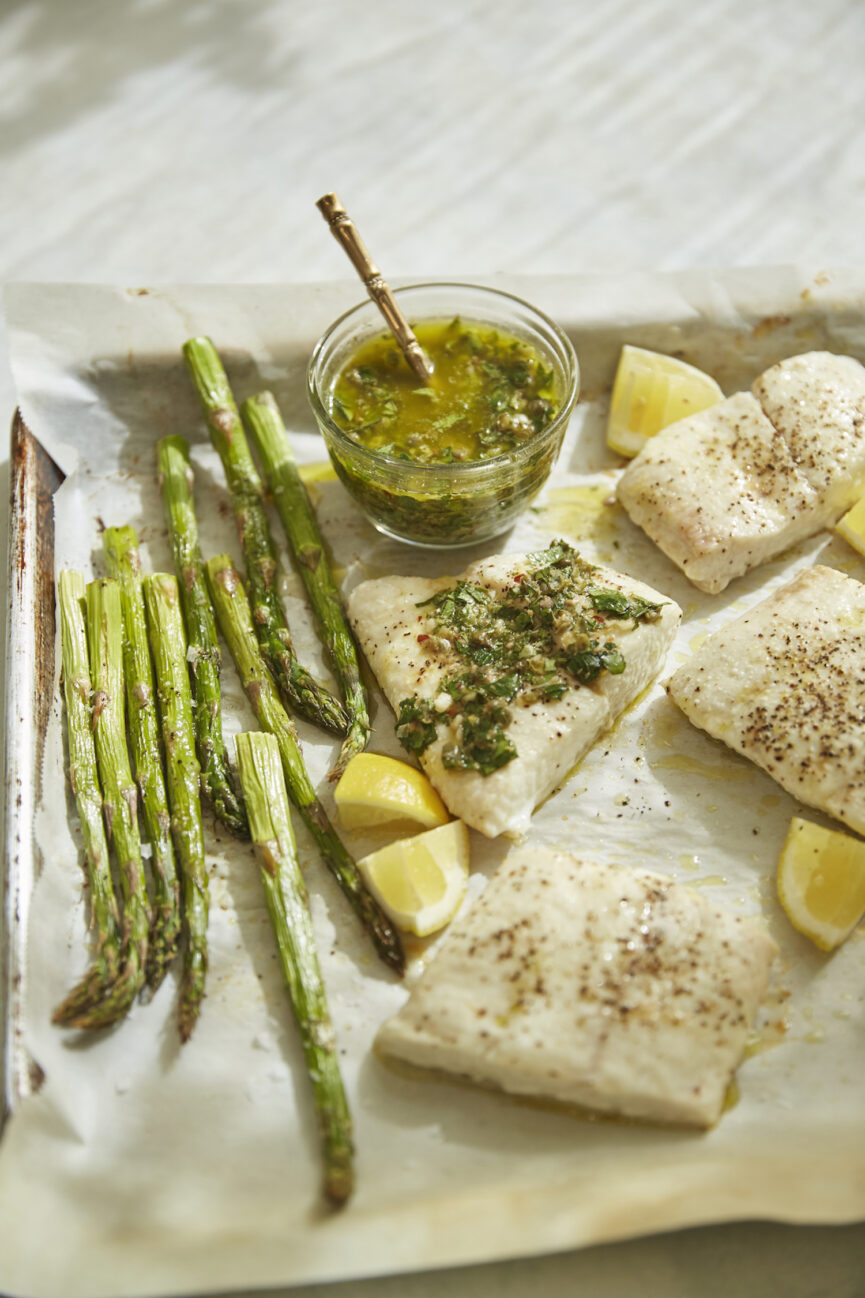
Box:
[330,317,560,465]
[395,540,663,775]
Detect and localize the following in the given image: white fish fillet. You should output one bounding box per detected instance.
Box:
[753,351,865,513]
[376,848,777,1128]
[667,565,865,835]
[617,351,865,594]
[346,549,681,838]
[616,392,821,594]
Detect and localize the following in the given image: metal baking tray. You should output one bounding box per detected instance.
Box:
[3,411,64,1125]
[3,276,864,1298]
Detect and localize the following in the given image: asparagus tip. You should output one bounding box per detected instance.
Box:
[52,950,144,1031]
[209,786,250,840]
[324,1159,354,1209]
[144,905,183,993]
[178,998,202,1045]
[178,952,207,1043]
[381,940,406,979]
[327,722,372,782]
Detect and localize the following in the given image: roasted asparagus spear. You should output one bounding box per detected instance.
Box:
[85,578,151,1006]
[235,731,354,1205]
[143,573,209,1041]
[241,391,370,778]
[103,526,181,990]
[52,571,137,1029]
[157,435,248,838]
[207,554,404,976]
[182,337,348,736]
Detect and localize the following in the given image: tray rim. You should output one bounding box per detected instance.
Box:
[2,410,64,1126]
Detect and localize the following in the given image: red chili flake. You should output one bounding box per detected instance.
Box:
[417,634,429,643]
[514,574,524,583]
[594,614,606,622]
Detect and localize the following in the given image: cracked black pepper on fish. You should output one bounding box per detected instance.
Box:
[376,847,778,1128]
[617,351,865,593]
[668,564,865,835]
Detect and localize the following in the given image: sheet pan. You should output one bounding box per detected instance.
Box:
[1,272,864,1298]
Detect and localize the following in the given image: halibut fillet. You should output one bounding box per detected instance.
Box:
[376,847,777,1128]
[667,565,865,835]
[346,550,681,838]
[617,351,865,593]
[753,350,865,514]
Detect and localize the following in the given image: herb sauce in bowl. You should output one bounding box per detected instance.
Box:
[307,283,579,549]
[330,318,559,466]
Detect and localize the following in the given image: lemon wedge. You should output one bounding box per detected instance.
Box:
[334,752,449,831]
[777,817,865,951]
[834,493,865,556]
[357,820,470,936]
[606,344,724,458]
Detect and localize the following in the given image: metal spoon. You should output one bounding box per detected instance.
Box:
[316,192,434,384]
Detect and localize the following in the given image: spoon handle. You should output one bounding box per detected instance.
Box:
[316,192,433,383]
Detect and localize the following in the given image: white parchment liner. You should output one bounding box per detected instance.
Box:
[1,272,864,1298]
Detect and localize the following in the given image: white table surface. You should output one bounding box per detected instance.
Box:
[2,2,865,1295]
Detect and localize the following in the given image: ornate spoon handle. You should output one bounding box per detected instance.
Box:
[316,191,433,383]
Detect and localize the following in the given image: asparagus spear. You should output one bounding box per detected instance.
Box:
[241,391,370,779]
[85,578,150,1006]
[156,434,248,838]
[207,555,404,976]
[235,731,354,1205]
[143,573,210,1041]
[52,571,138,1029]
[103,526,182,990]
[182,337,348,737]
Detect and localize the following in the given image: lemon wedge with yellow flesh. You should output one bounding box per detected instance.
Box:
[358,820,470,937]
[334,752,449,831]
[777,817,865,951]
[606,344,724,458]
[834,494,865,556]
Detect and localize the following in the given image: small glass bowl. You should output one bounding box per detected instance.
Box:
[306,282,579,549]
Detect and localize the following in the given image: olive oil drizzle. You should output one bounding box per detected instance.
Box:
[396,540,663,775]
[330,317,559,465]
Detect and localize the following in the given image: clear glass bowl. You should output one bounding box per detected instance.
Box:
[306,283,579,548]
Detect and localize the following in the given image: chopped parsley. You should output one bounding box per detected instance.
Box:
[586,586,662,620]
[395,697,438,754]
[395,540,664,776]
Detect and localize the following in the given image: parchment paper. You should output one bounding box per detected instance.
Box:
[1,271,864,1298]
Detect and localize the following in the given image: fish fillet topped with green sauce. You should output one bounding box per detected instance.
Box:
[616,351,865,594]
[376,847,777,1128]
[346,540,681,838]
